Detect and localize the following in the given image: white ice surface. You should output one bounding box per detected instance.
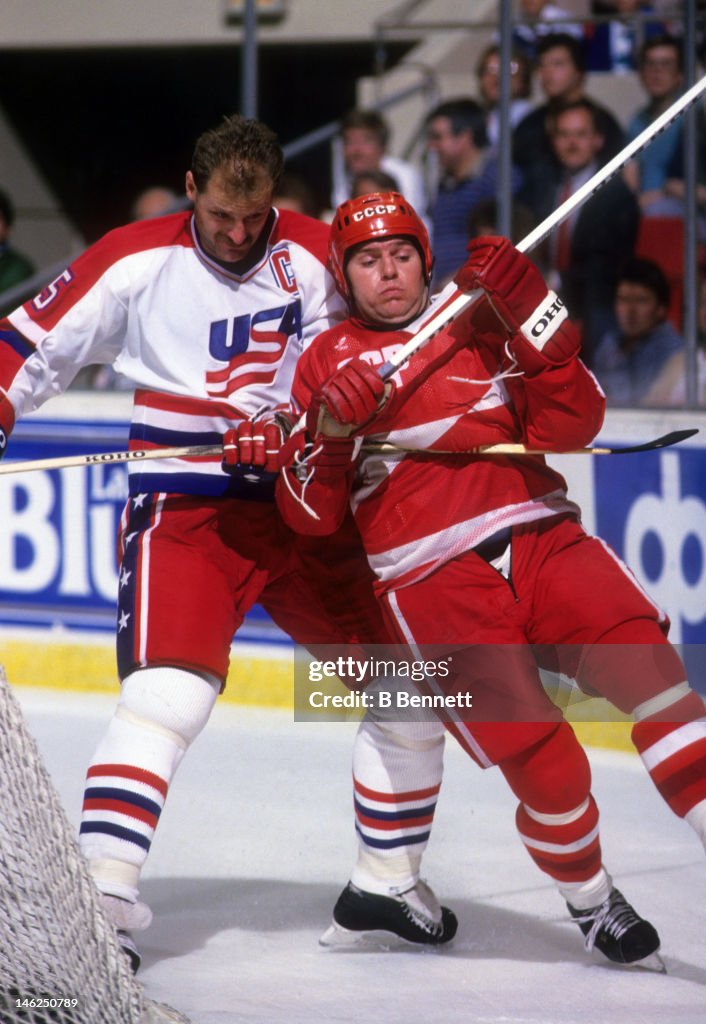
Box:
[15,687,706,1024]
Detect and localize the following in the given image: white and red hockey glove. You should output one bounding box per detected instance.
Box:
[222,415,289,474]
[307,357,393,436]
[0,393,15,459]
[454,236,580,374]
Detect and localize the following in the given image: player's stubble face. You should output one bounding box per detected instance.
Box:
[346,238,427,327]
[186,167,273,264]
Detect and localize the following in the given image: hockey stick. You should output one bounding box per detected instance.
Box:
[376,72,706,380]
[362,428,699,457]
[0,444,222,477]
[0,429,697,477]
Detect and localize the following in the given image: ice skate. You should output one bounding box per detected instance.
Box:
[116,929,141,973]
[319,880,457,949]
[100,893,152,974]
[567,887,664,971]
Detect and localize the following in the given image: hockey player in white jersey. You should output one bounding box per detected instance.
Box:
[0,118,457,969]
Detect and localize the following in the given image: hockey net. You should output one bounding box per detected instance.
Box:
[0,665,191,1024]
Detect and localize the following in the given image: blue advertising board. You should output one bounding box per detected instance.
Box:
[550,410,706,692]
[594,446,706,646]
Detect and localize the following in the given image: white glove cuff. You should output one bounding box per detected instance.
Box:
[519,290,568,351]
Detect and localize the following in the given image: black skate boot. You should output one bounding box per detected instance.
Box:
[117,929,141,973]
[567,887,663,969]
[320,880,458,948]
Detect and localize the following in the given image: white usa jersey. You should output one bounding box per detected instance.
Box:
[1,208,344,498]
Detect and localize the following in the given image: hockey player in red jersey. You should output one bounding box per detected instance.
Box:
[278,190,706,964]
[0,122,458,968]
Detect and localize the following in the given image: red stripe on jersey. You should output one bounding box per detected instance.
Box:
[0,349,27,383]
[353,779,441,804]
[87,763,169,798]
[82,798,160,828]
[205,335,288,384]
[133,387,243,420]
[206,367,285,397]
[272,210,329,265]
[23,213,194,333]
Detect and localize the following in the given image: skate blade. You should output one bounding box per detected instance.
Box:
[596,949,667,974]
[632,950,667,974]
[319,921,418,951]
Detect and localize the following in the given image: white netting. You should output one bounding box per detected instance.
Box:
[0,666,190,1024]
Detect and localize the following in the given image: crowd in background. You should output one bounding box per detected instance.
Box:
[1,0,704,407]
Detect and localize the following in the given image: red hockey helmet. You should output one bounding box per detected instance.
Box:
[328,191,433,300]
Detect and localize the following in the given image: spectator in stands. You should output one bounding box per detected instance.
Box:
[0,187,35,315]
[466,195,537,246]
[512,33,625,176]
[585,1,671,73]
[592,257,684,404]
[273,172,321,218]
[509,0,584,60]
[330,109,425,215]
[131,186,179,220]
[663,101,706,237]
[623,34,685,215]
[475,44,534,154]
[641,274,706,406]
[350,168,400,198]
[426,97,522,286]
[521,99,640,363]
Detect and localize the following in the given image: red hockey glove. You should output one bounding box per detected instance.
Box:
[306,435,359,482]
[279,430,359,483]
[454,236,577,368]
[0,394,15,459]
[222,417,286,474]
[509,319,581,376]
[307,358,392,436]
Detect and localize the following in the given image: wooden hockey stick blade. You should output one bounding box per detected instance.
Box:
[363,428,699,457]
[0,443,223,476]
[377,73,706,381]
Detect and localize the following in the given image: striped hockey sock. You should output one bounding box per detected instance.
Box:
[79,667,218,899]
[350,714,445,896]
[515,795,603,886]
[631,683,706,830]
[79,712,181,895]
